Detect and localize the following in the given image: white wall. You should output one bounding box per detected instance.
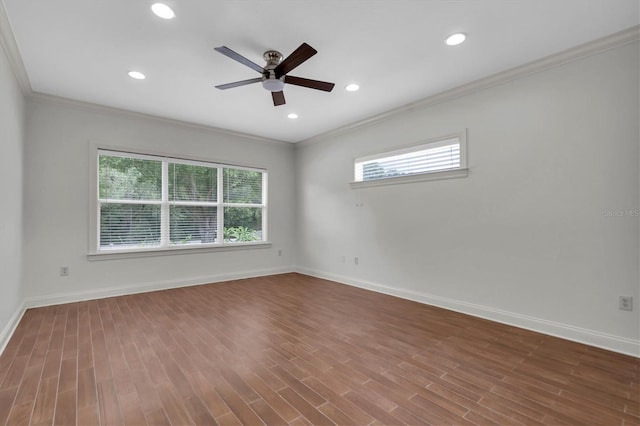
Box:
[22,99,296,304]
[0,39,24,348]
[296,41,640,355]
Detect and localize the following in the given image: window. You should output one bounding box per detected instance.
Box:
[352,132,468,187]
[96,149,266,253]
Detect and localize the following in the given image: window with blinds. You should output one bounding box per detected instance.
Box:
[168,162,218,245]
[353,134,467,186]
[97,150,266,252]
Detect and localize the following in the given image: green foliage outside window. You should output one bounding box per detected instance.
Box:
[99,156,161,200]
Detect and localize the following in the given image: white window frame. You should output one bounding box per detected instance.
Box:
[88,144,269,259]
[350,131,469,188]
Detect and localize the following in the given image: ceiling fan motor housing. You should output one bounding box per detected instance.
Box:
[263,50,283,66]
[262,50,285,92]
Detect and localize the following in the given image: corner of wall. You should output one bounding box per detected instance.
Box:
[0,303,26,355]
[0,10,27,358]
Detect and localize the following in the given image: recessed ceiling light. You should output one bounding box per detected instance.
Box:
[288,113,298,119]
[128,71,146,80]
[345,83,360,92]
[445,32,467,46]
[151,3,175,19]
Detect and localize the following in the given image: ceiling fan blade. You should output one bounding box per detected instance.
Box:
[272,91,286,106]
[215,77,262,90]
[274,43,317,78]
[285,75,335,92]
[214,46,264,74]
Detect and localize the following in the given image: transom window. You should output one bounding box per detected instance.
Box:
[352,132,468,187]
[96,149,266,252]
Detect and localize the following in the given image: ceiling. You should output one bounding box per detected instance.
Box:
[2,1,639,143]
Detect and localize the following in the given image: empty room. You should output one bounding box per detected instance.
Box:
[0,0,639,425]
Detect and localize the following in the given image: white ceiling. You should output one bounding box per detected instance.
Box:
[2,0,639,143]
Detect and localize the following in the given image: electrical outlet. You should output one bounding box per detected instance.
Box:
[277,249,282,256]
[60,266,69,277]
[354,257,359,265]
[619,296,633,311]
[341,255,346,264]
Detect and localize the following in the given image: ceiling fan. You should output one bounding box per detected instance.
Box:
[214,42,335,106]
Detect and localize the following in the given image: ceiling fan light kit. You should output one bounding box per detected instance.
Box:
[214,42,335,106]
[261,78,285,92]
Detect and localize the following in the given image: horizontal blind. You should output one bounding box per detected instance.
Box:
[223,168,263,204]
[100,204,161,248]
[170,206,217,245]
[356,140,461,182]
[168,163,217,202]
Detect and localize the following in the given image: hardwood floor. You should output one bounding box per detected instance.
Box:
[0,273,638,425]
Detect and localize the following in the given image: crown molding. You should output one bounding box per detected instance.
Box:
[28,92,293,147]
[2,0,637,147]
[0,0,31,94]
[298,25,640,147]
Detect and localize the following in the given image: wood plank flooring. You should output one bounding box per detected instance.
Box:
[0,273,638,425]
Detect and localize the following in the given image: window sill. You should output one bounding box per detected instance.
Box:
[350,168,468,189]
[87,241,272,261]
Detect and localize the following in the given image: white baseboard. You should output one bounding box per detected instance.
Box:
[1,267,294,356]
[6,266,638,358]
[0,302,26,356]
[24,266,295,309]
[296,267,640,358]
